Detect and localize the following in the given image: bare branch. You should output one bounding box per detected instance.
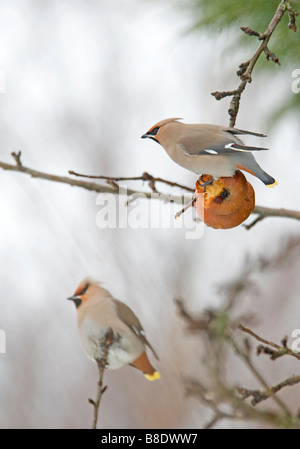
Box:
[89,328,114,430]
[238,375,300,406]
[212,0,298,127]
[1,153,299,226]
[0,154,184,204]
[287,4,299,31]
[186,377,297,429]
[211,90,238,100]
[174,298,212,332]
[244,215,265,230]
[240,26,262,38]
[69,170,194,193]
[263,47,281,65]
[230,336,292,414]
[238,324,300,361]
[246,206,300,229]
[11,151,22,167]
[174,196,198,220]
[179,240,300,428]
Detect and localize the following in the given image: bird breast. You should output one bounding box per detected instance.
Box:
[78,300,144,369]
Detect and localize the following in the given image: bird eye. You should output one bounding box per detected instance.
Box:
[149,127,159,136]
[80,283,89,295]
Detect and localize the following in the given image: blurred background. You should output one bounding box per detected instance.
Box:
[0,0,299,429]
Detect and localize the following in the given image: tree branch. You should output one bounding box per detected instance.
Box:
[245,206,300,229]
[88,328,114,430]
[238,324,300,361]
[183,297,293,415]
[0,153,184,204]
[230,335,292,415]
[186,379,292,429]
[238,375,300,406]
[212,0,298,127]
[1,153,299,226]
[68,170,194,193]
[180,303,300,428]
[178,239,300,428]
[176,299,292,416]
[11,151,23,167]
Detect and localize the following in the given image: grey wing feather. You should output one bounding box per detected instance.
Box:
[113,299,159,360]
[206,143,269,153]
[176,132,236,156]
[177,140,269,157]
[226,127,267,138]
[177,125,268,157]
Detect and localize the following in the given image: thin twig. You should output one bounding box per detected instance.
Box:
[246,206,300,229]
[69,170,194,193]
[174,196,197,220]
[287,3,299,31]
[230,336,292,415]
[174,298,212,331]
[240,27,262,38]
[0,153,185,204]
[89,329,114,430]
[263,47,281,65]
[186,378,297,429]
[180,241,300,428]
[177,297,292,414]
[1,153,300,225]
[212,0,298,127]
[238,375,300,406]
[244,215,266,230]
[238,324,300,361]
[211,90,238,100]
[11,151,22,167]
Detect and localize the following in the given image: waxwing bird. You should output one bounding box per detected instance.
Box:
[67,279,160,381]
[141,118,277,187]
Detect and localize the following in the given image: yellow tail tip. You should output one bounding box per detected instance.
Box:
[145,371,161,381]
[267,180,278,188]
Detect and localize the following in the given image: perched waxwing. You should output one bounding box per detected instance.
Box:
[141,118,277,187]
[67,279,160,381]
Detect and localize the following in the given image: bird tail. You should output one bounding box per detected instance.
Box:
[145,371,161,381]
[132,351,161,381]
[266,178,278,188]
[254,169,278,187]
[236,159,278,188]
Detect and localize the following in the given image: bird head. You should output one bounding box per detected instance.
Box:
[67,278,91,308]
[67,278,111,308]
[141,118,183,146]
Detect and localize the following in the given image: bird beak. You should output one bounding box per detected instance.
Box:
[67,295,82,308]
[141,133,160,145]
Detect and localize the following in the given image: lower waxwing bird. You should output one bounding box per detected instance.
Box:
[141,118,278,187]
[67,279,160,381]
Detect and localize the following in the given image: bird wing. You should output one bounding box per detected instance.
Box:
[113,299,159,360]
[226,127,267,138]
[177,134,269,157]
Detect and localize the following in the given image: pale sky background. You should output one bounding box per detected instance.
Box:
[0,0,299,429]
